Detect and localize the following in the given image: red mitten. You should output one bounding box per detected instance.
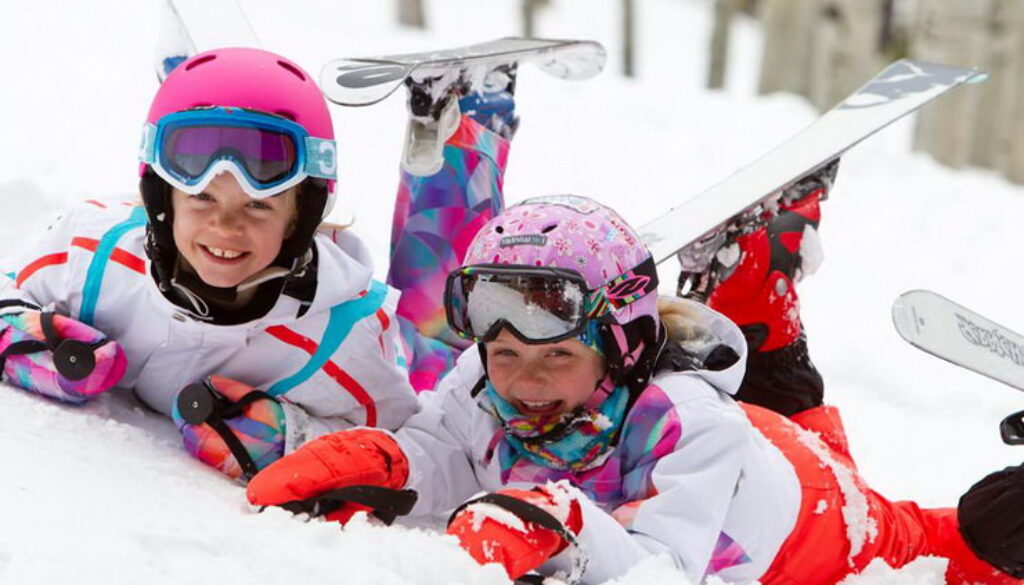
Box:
[447,483,583,580]
[246,428,409,524]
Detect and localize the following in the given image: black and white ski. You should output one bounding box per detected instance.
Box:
[155,0,261,81]
[639,60,987,273]
[318,37,605,107]
[892,289,1024,392]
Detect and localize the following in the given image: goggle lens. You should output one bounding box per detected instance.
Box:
[447,268,589,343]
[163,124,298,185]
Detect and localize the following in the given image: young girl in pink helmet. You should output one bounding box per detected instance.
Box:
[0,46,510,481]
[246,193,1024,585]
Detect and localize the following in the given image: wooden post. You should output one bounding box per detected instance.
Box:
[708,0,738,89]
[1010,3,1024,184]
[398,0,426,29]
[910,0,991,168]
[993,0,1024,184]
[623,0,636,77]
[522,0,549,38]
[758,0,815,98]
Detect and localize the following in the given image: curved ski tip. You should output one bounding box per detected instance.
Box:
[894,59,989,85]
[317,59,410,106]
[966,70,990,85]
[890,290,921,342]
[529,40,607,80]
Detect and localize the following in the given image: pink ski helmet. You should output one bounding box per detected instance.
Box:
[139,48,336,297]
[463,195,665,391]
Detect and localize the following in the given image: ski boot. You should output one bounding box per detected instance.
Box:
[401,63,519,176]
[694,160,838,417]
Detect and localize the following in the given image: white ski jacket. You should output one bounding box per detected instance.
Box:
[0,198,418,450]
[394,300,801,584]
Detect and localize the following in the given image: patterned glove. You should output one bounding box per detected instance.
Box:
[246,428,411,524]
[447,482,584,581]
[172,375,286,481]
[0,300,126,403]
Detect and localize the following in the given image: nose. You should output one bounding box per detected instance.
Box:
[510,361,548,395]
[209,207,244,235]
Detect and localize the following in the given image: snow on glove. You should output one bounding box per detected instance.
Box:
[0,300,126,403]
[172,375,286,482]
[705,161,833,352]
[446,482,584,582]
[246,428,411,525]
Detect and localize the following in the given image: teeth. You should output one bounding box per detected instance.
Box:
[522,400,557,409]
[205,246,244,259]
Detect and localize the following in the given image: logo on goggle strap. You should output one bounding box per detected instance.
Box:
[606,275,651,299]
[499,235,548,248]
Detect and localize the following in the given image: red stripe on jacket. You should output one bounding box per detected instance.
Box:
[375,309,390,355]
[71,238,147,274]
[265,325,378,427]
[16,253,69,287]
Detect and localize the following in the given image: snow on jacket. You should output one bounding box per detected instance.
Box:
[394,300,801,584]
[0,198,418,450]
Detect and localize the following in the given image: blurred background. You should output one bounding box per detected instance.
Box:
[397,0,1024,184]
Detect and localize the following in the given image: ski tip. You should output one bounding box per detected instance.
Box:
[890,289,938,344]
[892,59,989,86]
[966,70,990,85]
[317,59,412,106]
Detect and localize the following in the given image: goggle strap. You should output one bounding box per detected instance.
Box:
[139,123,158,165]
[304,136,338,180]
[586,256,659,319]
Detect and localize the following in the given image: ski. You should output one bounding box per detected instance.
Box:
[892,289,1024,392]
[155,0,261,81]
[638,60,987,271]
[318,37,605,107]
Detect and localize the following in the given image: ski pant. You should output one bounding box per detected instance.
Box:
[386,115,509,392]
[742,403,1021,585]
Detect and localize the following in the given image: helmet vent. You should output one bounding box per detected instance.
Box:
[276,60,306,82]
[541,224,558,234]
[185,54,217,71]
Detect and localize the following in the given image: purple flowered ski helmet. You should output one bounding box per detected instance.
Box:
[463,195,664,390]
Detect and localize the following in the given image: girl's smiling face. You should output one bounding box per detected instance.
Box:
[485,329,606,417]
[171,173,297,288]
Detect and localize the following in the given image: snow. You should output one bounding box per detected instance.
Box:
[3,0,1024,584]
[838,557,950,585]
[795,426,879,562]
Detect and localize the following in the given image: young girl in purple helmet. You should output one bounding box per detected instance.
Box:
[245,194,1024,585]
[0,47,510,482]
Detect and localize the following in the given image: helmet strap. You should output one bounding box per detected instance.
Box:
[140,170,321,324]
[600,316,667,395]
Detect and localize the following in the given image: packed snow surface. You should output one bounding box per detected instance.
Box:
[3,0,1024,583]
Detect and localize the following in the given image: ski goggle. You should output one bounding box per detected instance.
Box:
[444,258,659,345]
[139,107,337,199]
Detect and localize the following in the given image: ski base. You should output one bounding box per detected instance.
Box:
[319,37,605,106]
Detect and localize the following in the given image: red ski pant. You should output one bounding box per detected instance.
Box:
[742,403,1020,585]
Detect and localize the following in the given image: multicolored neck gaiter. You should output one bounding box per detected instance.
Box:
[481,377,629,471]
